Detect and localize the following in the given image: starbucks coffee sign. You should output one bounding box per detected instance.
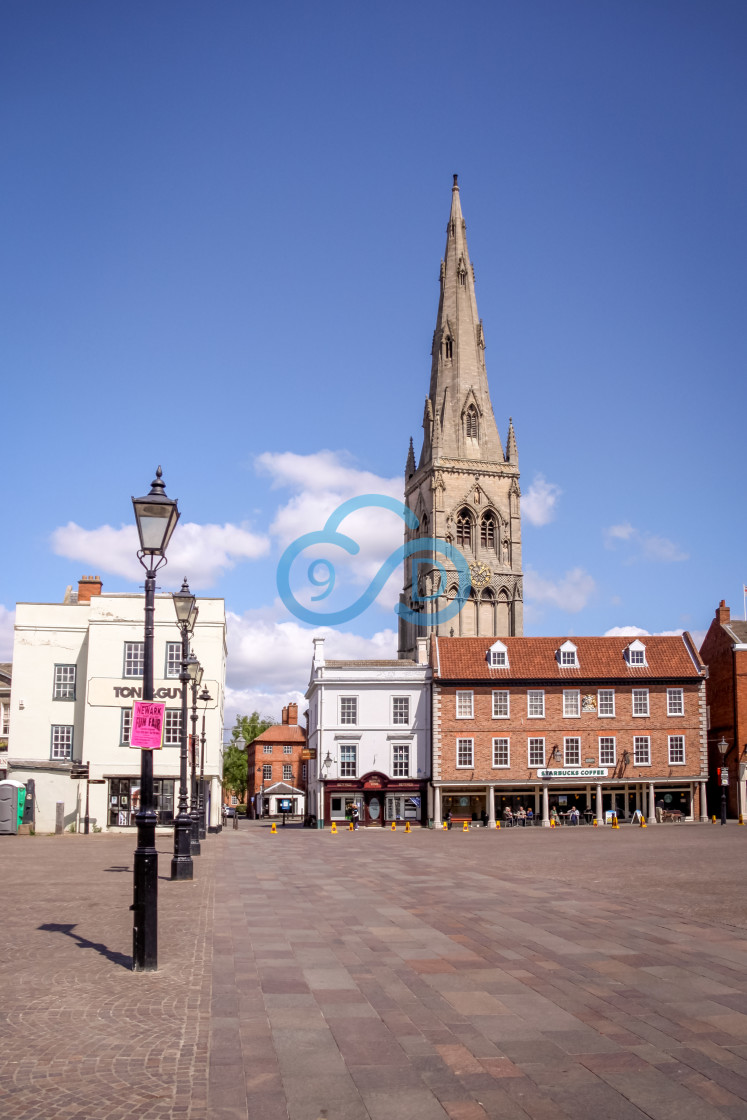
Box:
[87,678,219,708]
[536,767,608,779]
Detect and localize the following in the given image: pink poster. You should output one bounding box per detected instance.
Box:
[130,701,166,750]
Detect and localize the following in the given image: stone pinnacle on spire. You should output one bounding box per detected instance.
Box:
[405,437,416,479]
[506,417,518,465]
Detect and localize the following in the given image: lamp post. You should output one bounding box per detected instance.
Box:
[131,467,180,972]
[198,686,211,839]
[256,763,265,820]
[718,736,729,826]
[186,653,203,854]
[171,579,197,880]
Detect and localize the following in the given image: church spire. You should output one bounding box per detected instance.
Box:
[506,416,518,465]
[421,174,504,468]
[405,436,416,479]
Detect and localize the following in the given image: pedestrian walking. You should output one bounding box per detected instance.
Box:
[351,804,360,830]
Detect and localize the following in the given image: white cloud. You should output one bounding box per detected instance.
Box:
[0,605,15,660]
[603,626,651,637]
[223,603,397,728]
[50,520,269,590]
[524,567,596,613]
[257,450,408,612]
[522,474,562,527]
[604,625,707,648]
[604,523,688,563]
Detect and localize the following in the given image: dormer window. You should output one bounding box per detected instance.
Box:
[465,405,478,439]
[488,640,509,668]
[625,640,647,666]
[558,640,578,668]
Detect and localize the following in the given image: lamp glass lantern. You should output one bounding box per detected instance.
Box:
[172,579,196,626]
[132,467,180,555]
[717,737,728,757]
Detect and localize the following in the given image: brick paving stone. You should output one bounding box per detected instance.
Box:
[4,824,747,1117]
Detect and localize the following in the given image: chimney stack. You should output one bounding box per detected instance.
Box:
[716,600,731,625]
[281,705,289,725]
[78,575,103,603]
[287,702,298,725]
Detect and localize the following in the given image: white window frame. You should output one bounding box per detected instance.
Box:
[120,707,132,746]
[633,736,651,766]
[339,696,358,726]
[488,640,509,668]
[163,709,181,747]
[53,664,76,701]
[492,738,510,768]
[627,640,647,666]
[392,696,410,726]
[339,743,357,777]
[598,689,615,717]
[263,744,273,755]
[283,744,293,755]
[392,743,410,777]
[667,688,684,717]
[527,690,545,718]
[51,724,74,760]
[563,690,580,718]
[564,737,581,766]
[558,641,578,668]
[283,763,293,781]
[123,642,145,679]
[492,690,509,718]
[456,691,474,719]
[632,689,650,717]
[528,737,545,768]
[456,738,474,768]
[668,735,685,765]
[599,736,616,766]
[165,642,182,679]
[262,763,272,781]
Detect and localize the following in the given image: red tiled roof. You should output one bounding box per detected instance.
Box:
[251,724,306,744]
[434,636,703,681]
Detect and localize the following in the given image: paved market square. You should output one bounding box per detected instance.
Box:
[3,823,747,1120]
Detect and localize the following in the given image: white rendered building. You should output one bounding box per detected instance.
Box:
[8,577,226,833]
[305,637,431,826]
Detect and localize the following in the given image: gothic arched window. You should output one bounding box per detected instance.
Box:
[456,509,472,549]
[445,336,453,360]
[480,512,496,550]
[465,405,478,439]
[420,513,429,538]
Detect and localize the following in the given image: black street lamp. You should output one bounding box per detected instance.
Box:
[256,763,265,820]
[718,736,729,826]
[131,466,180,972]
[187,653,203,854]
[171,579,197,880]
[198,686,211,839]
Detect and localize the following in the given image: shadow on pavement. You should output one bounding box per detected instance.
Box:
[38,922,131,970]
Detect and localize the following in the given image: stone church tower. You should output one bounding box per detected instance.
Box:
[398,176,523,658]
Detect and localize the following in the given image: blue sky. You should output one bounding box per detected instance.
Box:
[2,0,745,721]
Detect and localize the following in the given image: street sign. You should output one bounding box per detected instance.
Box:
[279,798,292,813]
[70,763,89,780]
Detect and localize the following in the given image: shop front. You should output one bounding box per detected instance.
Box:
[107,777,175,827]
[325,771,427,827]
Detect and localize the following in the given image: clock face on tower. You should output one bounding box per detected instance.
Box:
[470,562,491,590]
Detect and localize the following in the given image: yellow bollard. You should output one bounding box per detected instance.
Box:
[593,819,598,828]
[271,821,277,834]
[611,814,619,830]
[349,821,354,831]
[640,814,647,828]
[442,821,448,830]
[391,820,396,831]
[330,822,337,834]
[712,815,717,824]
[405,821,411,833]
[462,820,469,832]
[496,820,501,829]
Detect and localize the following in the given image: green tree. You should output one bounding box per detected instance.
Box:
[221,711,276,803]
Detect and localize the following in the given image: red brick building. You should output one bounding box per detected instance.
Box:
[431,635,707,825]
[246,703,307,818]
[700,600,747,819]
